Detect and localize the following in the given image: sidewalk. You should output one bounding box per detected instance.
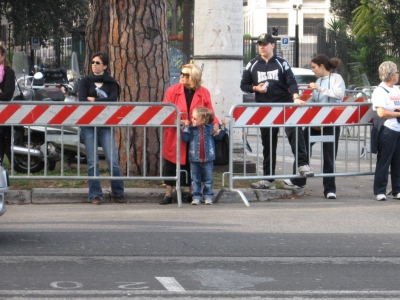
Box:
[4,174,377,205]
[4,128,379,205]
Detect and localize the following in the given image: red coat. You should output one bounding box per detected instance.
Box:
[162,83,219,165]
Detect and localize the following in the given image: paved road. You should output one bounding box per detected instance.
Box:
[1,195,400,299]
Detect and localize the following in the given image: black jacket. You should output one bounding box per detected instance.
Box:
[79,72,120,102]
[240,54,299,103]
[0,67,16,101]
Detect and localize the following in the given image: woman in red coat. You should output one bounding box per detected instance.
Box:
[160,64,219,204]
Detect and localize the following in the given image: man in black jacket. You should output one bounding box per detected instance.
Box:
[240,33,313,190]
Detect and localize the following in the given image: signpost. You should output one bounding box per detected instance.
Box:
[31,37,40,50]
[281,37,289,50]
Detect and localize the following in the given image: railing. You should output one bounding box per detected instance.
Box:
[0,102,185,207]
[215,102,373,206]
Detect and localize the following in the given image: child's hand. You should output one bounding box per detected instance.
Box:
[184,120,190,126]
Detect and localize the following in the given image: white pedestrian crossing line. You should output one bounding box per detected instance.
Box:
[155,277,186,292]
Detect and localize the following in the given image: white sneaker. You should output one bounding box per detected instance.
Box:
[283,179,305,189]
[298,165,314,177]
[326,192,337,199]
[250,180,276,190]
[191,199,201,205]
[205,199,213,205]
[393,193,400,199]
[375,194,386,201]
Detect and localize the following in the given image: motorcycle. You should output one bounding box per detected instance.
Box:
[11,52,105,174]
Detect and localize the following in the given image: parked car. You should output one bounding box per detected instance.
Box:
[0,165,9,217]
[242,67,317,102]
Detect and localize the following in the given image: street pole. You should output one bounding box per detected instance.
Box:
[293,4,302,68]
[295,23,299,68]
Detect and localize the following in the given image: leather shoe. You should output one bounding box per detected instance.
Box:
[159,196,173,205]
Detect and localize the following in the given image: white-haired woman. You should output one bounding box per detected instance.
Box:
[371,61,400,201]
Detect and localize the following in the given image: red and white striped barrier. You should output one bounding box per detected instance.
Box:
[232,104,372,126]
[0,103,178,126]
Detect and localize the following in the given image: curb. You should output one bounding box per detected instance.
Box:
[4,187,294,205]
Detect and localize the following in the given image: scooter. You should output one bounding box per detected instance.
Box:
[12,77,104,173]
[10,52,81,173]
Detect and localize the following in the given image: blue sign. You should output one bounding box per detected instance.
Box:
[281,37,289,50]
[31,37,40,50]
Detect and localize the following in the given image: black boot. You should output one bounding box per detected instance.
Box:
[159,196,173,205]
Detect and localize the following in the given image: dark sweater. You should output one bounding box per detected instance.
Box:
[0,67,16,101]
[78,72,120,102]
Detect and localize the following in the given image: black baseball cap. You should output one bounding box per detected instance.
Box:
[257,33,276,45]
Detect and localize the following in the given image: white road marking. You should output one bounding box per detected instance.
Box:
[155,277,185,292]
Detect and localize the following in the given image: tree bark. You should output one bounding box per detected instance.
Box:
[86,0,170,176]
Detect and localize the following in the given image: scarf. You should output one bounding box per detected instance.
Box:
[0,64,4,83]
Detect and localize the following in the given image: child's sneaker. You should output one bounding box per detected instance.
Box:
[191,199,201,205]
[298,165,314,177]
[250,180,276,190]
[205,199,213,205]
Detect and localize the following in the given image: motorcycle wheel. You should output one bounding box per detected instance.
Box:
[48,160,57,171]
[13,138,45,174]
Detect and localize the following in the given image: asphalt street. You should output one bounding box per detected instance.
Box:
[1,190,400,299]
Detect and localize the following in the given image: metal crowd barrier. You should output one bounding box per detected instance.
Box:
[0,101,185,207]
[215,101,374,206]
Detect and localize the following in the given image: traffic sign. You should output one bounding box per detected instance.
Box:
[281,37,289,50]
[31,37,40,50]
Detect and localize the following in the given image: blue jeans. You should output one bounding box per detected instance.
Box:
[80,127,124,200]
[190,161,214,200]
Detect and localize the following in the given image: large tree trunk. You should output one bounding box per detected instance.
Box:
[86,0,170,176]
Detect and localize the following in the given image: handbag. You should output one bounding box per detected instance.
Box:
[214,131,229,166]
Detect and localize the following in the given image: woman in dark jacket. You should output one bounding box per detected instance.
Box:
[0,45,16,165]
[79,52,124,205]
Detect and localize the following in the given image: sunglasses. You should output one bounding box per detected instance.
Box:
[91,61,103,65]
[180,72,190,78]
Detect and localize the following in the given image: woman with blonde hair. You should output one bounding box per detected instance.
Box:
[160,64,220,205]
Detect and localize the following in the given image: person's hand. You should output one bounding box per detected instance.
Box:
[309,82,319,90]
[212,123,220,135]
[221,117,227,126]
[87,97,95,102]
[254,83,267,94]
[294,99,306,106]
[184,120,190,126]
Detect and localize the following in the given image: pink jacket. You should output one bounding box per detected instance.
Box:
[162,83,219,165]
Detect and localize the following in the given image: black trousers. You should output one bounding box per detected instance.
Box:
[260,126,308,182]
[292,126,340,195]
[0,126,12,165]
[374,126,400,195]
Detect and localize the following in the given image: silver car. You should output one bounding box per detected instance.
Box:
[0,166,9,217]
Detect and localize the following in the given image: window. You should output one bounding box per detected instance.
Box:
[304,18,324,36]
[267,18,288,36]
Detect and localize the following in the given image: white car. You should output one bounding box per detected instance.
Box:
[292,67,316,85]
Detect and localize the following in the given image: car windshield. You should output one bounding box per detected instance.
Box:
[295,75,317,84]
